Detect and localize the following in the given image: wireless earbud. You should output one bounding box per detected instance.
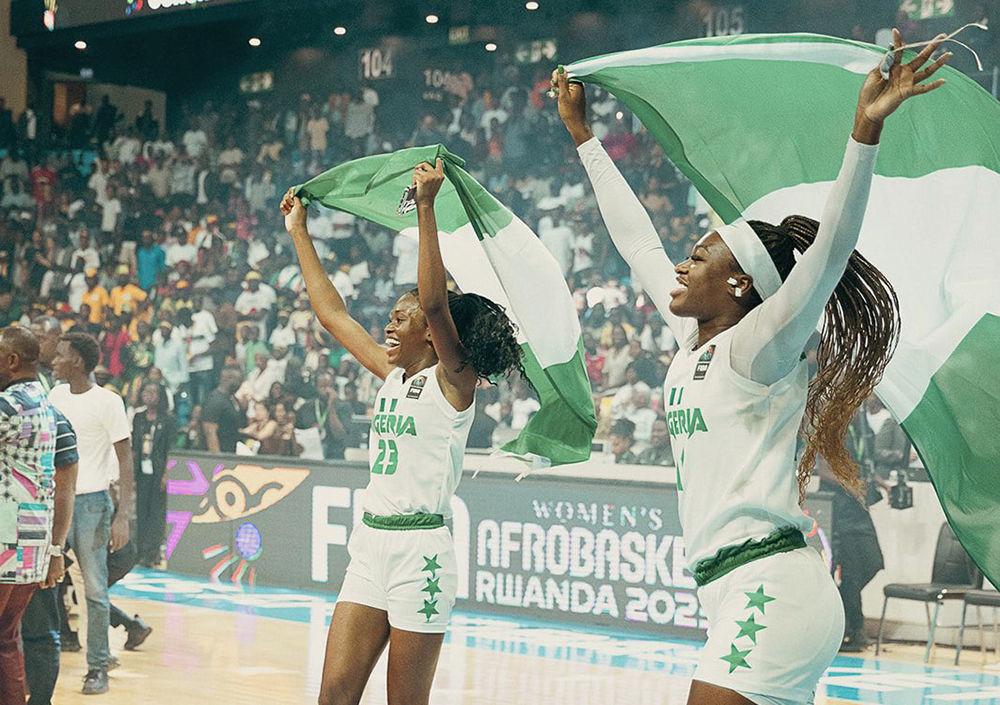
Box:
[727,277,743,298]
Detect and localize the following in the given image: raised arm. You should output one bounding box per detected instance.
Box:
[412,159,478,411]
[281,188,391,380]
[554,69,695,345]
[731,30,950,385]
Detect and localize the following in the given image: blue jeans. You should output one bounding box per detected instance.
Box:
[68,491,113,671]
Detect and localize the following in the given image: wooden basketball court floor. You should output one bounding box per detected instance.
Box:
[49,569,1000,704]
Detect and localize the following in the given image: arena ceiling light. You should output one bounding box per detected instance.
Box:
[74,40,87,50]
[425,14,439,24]
[334,26,347,36]
[525,1,540,10]
[248,37,262,47]
[485,42,498,52]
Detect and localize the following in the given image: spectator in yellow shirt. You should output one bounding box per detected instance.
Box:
[80,269,110,324]
[158,280,194,319]
[127,299,154,341]
[109,264,148,316]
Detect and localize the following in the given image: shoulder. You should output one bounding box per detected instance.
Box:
[94,385,126,406]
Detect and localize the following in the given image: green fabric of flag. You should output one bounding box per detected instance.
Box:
[295,145,596,466]
[569,32,1000,586]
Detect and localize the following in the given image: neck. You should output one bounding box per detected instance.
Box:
[68,374,93,394]
[402,350,438,380]
[1,373,35,391]
[695,309,746,348]
[146,407,158,419]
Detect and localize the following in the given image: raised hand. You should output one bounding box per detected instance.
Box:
[280,186,307,234]
[552,67,593,147]
[858,29,951,125]
[413,158,445,206]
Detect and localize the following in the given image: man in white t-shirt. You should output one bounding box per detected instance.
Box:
[510,383,541,431]
[49,332,133,695]
[235,270,276,338]
[100,186,122,235]
[70,229,101,273]
[186,303,218,406]
[235,271,276,317]
[537,204,574,277]
[572,231,595,275]
[392,230,419,290]
[182,123,208,159]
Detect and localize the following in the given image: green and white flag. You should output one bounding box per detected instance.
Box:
[569,33,1000,585]
[295,146,596,466]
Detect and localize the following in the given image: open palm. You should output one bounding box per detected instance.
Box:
[859,29,951,123]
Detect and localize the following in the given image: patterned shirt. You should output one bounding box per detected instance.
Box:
[0,380,58,584]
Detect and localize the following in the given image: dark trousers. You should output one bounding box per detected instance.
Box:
[135,474,166,565]
[189,369,216,408]
[21,586,61,705]
[0,582,37,704]
[108,530,139,630]
[836,531,884,637]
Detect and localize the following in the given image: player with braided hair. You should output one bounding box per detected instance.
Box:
[280,156,526,705]
[555,28,947,705]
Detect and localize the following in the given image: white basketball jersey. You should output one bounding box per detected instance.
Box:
[664,327,813,570]
[363,364,474,517]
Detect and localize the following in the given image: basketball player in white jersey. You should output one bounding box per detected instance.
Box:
[280,159,526,704]
[554,30,949,705]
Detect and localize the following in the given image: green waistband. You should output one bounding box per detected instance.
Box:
[362,512,445,531]
[693,526,806,587]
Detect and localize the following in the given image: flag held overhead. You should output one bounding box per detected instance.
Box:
[295,146,596,467]
[568,32,1000,587]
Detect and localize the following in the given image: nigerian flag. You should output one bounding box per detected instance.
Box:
[568,33,1000,585]
[295,146,596,466]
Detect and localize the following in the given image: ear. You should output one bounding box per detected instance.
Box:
[726,275,753,299]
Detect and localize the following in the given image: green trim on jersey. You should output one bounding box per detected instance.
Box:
[693,527,805,586]
[362,512,445,531]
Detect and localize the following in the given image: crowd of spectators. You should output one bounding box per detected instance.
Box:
[0,44,939,467]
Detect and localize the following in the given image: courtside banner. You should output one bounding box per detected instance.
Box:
[164,451,833,639]
[567,33,1000,587]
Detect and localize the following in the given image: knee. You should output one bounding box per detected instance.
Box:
[318,674,364,705]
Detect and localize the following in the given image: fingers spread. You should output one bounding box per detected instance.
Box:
[915,52,951,82]
[908,33,947,71]
[913,78,946,95]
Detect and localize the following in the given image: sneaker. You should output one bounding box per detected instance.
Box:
[840,632,871,653]
[124,615,153,651]
[82,669,109,695]
[108,654,121,671]
[60,632,82,653]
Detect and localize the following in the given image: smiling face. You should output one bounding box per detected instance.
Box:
[669,232,748,320]
[383,293,431,370]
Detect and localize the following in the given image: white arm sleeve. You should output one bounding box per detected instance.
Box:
[577,137,696,344]
[731,137,880,385]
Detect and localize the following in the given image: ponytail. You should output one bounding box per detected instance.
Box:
[748,216,901,502]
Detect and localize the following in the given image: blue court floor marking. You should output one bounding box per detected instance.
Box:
[113,570,1000,704]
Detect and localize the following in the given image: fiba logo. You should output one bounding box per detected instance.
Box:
[125,0,143,16]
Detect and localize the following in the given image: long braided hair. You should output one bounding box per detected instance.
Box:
[745,216,900,502]
[408,288,528,384]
